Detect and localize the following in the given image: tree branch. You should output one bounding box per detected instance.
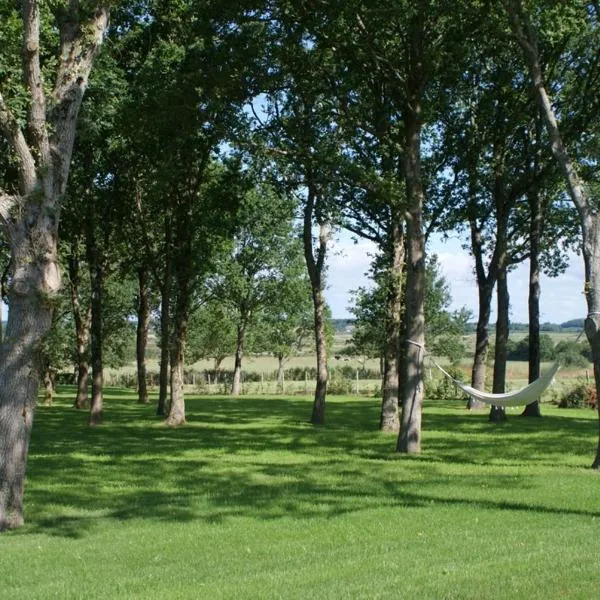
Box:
[0,192,20,224]
[0,92,37,194]
[22,0,51,165]
[50,4,110,193]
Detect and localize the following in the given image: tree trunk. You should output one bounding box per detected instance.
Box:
[0,282,54,530]
[303,183,329,425]
[68,252,90,409]
[232,323,245,396]
[380,218,404,432]
[165,302,187,426]
[43,367,54,406]
[489,265,509,422]
[470,279,494,402]
[468,215,497,407]
[88,254,104,427]
[165,198,193,424]
[523,185,542,417]
[157,215,173,416]
[136,267,150,404]
[397,33,426,453]
[277,355,285,393]
[0,2,108,529]
[312,280,329,424]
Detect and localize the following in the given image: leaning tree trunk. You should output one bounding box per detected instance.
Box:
[505,3,600,465]
[0,1,109,530]
[489,264,509,422]
[303,183,329,425]
[380,218,404,432]
[136,267,150,404]
[231,322,246,396]
[523,185,543,417]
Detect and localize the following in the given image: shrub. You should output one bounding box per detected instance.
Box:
[425,365,469,401]
[557,382,597,409]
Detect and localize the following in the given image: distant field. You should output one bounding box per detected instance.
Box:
[102,330,593,401]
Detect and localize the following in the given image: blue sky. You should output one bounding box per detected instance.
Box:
[325,232,587,325]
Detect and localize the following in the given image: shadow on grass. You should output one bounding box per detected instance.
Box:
[21,389,600,538]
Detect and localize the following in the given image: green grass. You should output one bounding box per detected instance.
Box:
[2,389,600,599]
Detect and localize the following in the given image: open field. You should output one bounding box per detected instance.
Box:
[2,388,600,599]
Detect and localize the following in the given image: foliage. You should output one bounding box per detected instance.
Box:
[347,255,470,363]
[557,382,597,409]
[186,301,237,367]
[506,334,556,361]
[554,340,591,367]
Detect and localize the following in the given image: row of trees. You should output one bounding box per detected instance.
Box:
[1,1,600,529]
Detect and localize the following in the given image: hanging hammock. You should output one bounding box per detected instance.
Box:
[432,360,560,408]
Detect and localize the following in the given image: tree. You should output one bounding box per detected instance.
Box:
[0,1,109,530]
[252,239,314,391]
[186,301,237,371]
[503,1,600,464]
[210,185,300,395]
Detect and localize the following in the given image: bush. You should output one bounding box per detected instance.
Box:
[425,365,469,401]
[554,341,590,367]
[557,382,597,409]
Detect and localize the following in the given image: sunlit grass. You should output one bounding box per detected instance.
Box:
[2,388,599,599]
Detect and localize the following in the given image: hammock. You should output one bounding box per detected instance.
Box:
[433,361,560,407]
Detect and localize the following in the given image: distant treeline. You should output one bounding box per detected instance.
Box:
[332,318,585,334]
[464,319,585,333]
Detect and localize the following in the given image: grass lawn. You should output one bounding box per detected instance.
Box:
[2,389,600,599]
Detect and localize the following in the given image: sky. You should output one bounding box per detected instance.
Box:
[325,232,588,325]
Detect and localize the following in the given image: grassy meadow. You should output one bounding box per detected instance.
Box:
[2,387,600,599]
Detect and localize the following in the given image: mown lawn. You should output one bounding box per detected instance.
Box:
[2,389,600,599]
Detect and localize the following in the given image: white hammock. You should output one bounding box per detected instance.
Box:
[434,361,560,407]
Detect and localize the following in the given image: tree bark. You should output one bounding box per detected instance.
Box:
[0,1,109,530]
[489,265,509,422]
[397,23,426,453]
[165,199,193,425]
[68,251,91,409]
[380,218,404,432]
[165,299,187,426]
[43,367,54,406]
[468,218,496,407]
[470,278,494,400]
[157,215,173,416]
[303,184,329,425]
[231,322,245,396]
[277,355,285,393]
[88,245,104,427]
[523,185,542,417]
[136,267,150,404]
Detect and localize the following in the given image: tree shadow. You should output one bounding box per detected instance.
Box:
[22,392,600,538]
